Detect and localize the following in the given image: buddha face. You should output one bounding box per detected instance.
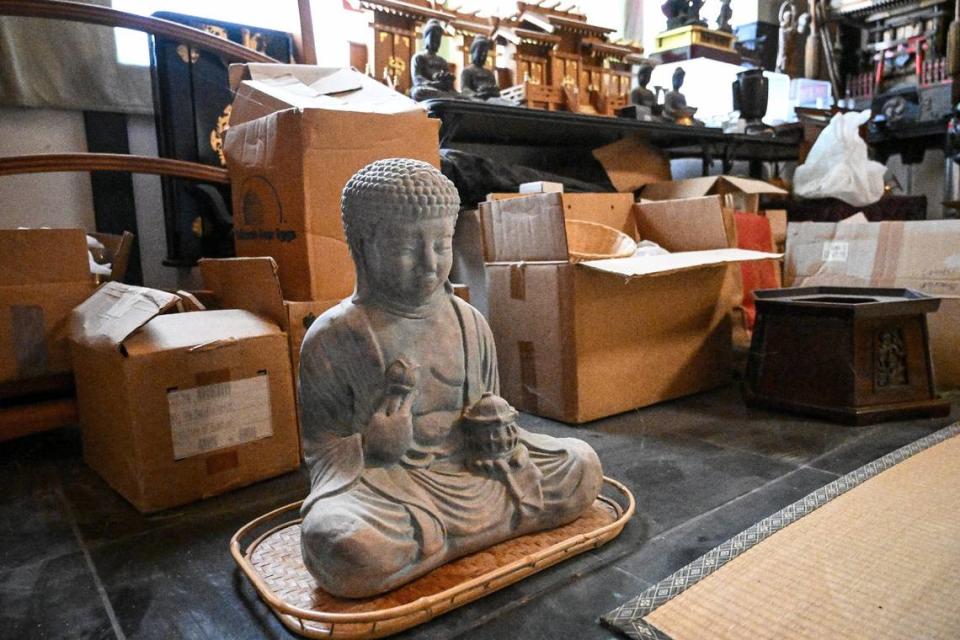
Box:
[471,40,490,67]
[424,26,443,53]
[363,215,456,306]
[672,68,685,91]
[637,64,652,87]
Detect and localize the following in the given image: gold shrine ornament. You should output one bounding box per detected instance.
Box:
[209,104,232,167]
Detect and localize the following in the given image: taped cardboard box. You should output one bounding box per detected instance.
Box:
[223,65,440,301]
[0,229,97,390]
[196,257,340,388]
[785,219,960,389]
[69,282,300,513]
[641,175,786,213]
[480,192,780,423]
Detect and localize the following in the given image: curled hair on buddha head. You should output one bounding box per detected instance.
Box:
[341,157,460,256]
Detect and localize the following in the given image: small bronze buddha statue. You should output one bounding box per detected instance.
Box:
[629,62,661,120]
[297,158,603,598]
[460,36,501,100]
[409,19,459,102]
[663,67,702,126]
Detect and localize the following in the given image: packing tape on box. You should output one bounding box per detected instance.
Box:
[11,304,48,379]
[871,221,905,286]
[188,337,240,353]
[206,450,240,475]
[518,340,539,414]
[510,263,526,300]
[195,368,232,386]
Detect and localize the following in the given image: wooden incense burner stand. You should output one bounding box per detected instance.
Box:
[744,287,951,425]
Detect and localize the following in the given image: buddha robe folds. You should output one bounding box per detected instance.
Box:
[298,296,602,598]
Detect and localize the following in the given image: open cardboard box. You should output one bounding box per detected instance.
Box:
[223,65,440,302]
[480,192,780,423]
[69,282,300,513]
[641,175,786,213]
[786,218,960,390]
[0,229,97,393]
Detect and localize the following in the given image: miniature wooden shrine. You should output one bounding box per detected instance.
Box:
[354,0,643,116]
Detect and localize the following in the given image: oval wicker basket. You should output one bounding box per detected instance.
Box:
[231,477,635,639]
[565,220,637,262]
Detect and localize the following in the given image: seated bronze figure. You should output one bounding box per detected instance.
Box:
[460,36,500,100]
[663,67,703,126]
[409,19,459,102]
[298,158,603,598]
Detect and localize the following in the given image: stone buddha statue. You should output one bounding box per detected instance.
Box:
[409,19,459,102]
[663,67,702,126]
[460,36,501,100]
[298,158,603,599]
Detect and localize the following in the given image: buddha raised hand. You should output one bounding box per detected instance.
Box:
[297,158,603,598]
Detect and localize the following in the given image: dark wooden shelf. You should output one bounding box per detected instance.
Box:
[424,98,800,168]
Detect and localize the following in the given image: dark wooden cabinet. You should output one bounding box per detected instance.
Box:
[150,12,292,267]
[745,287,951,425]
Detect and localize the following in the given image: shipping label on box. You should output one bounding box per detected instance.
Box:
[168,374,273,460]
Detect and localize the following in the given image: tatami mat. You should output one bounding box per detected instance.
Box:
[604,423,960,640]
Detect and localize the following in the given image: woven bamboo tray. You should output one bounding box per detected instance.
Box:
[231,476,635,639]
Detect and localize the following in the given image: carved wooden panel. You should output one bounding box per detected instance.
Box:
[373,27,413,92]
[875,327,908,388]
[516,54,547,85]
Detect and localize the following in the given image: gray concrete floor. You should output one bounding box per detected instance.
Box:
[1,385,956,640]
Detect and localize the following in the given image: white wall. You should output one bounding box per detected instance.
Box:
[0,107,95,230]
[0,106,198,289]
[126,113,200,290]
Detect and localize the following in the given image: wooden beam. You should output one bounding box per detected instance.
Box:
[0,153,229,184]
[295,0,317,65]
[0,397,78,443]
[0,0,278,62]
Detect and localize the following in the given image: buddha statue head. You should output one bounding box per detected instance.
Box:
[637,62,653,89]
[470,36,492,68]
[341,158,460,313]
[422,18,445,53]
[672,67,685,91]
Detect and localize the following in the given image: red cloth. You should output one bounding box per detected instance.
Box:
[733,212,778,329]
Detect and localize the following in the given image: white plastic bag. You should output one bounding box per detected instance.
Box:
[793,110,886,206]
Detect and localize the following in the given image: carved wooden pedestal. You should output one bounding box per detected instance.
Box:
[744,287,951,425]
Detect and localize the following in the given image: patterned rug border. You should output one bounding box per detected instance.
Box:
[601,421,960,640]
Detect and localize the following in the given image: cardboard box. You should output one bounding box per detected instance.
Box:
[591,136,672,193]
[69,282,300,512]
[223,65,440,301]
[480,193,780,423]
[196,257,340,388]
[0,229,96,388]
[641,175,786,213]
[785,219,960,389]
